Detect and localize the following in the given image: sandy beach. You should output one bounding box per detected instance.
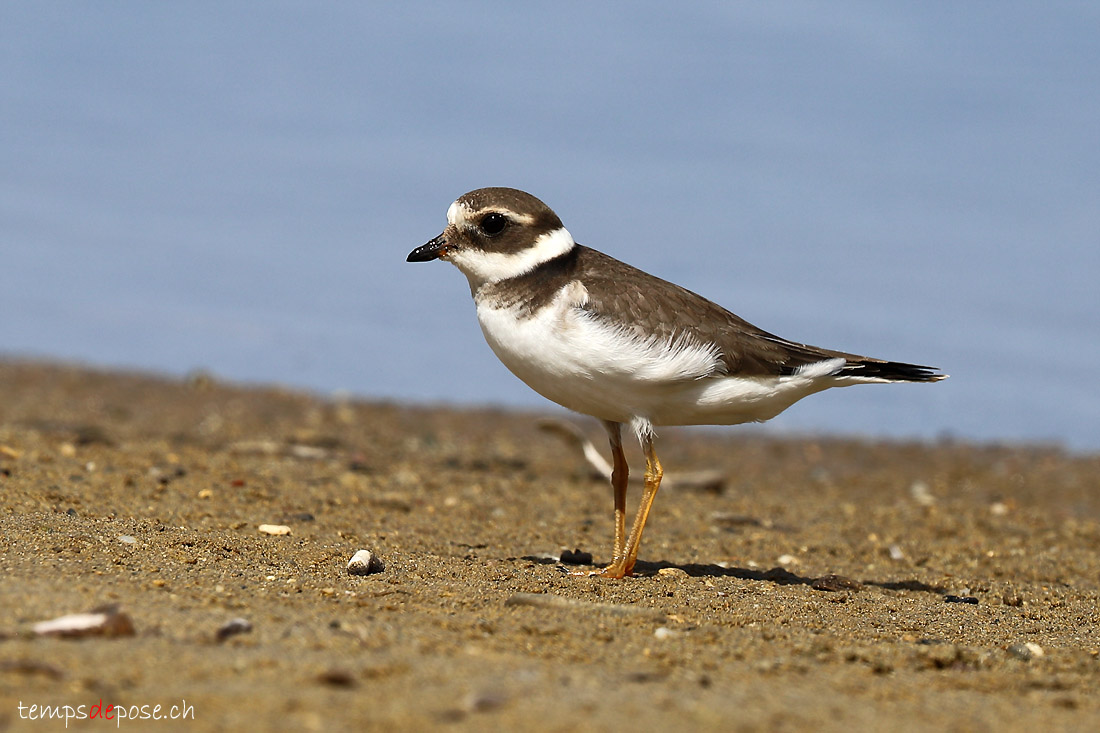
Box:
[1,359,1097,731]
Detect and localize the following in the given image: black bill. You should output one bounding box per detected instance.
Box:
[407,234,448,262]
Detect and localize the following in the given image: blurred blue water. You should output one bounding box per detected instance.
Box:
[2,2,1098,450]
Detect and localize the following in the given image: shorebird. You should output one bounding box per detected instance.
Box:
[407,188,945,578]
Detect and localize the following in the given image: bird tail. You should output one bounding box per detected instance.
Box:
[840,359,947,382]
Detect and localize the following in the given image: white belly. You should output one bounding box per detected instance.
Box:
[474,282,848,427]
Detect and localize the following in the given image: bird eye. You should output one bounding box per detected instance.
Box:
[479,212,508,237]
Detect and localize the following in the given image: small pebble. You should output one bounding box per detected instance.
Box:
[909,480,935,506]
[1007,642,1045,661]
[559,548,593,565]
[653,626,678,640]
[888,544,905,561]
[216,617,252,642]
[944,594,979,605]
[776,554,797,566]
[347,549,385,576]
[258,524,292,536]
[317,668,357,687]
[118,535,137,545]
[656,567,689,578]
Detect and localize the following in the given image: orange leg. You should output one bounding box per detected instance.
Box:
[593,426,663,579]
[604,421,630,572]
[572,421,629,577]
[618,431,662,577]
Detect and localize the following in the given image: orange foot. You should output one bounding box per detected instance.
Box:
[568,560,634,579]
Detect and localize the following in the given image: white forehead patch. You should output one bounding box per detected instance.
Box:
[446,200,467,226]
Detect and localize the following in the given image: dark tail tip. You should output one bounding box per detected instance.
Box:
[843,361,947,382]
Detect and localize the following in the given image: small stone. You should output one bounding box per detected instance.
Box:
[197,488,214,499]
[653,626,678,640]
[888,544,905,561]
[989,501,1009,516]
[1008,642,1044,661]
[776,554,797,566]
[258,524,291,536]
[559,548,593,565]
[118,535,137,545]
[317,668,357,687]
[216,617,252,642]
[657,567,689,578]
[909,480,935,506]
[944,595,979,605]
[347,549,384,576]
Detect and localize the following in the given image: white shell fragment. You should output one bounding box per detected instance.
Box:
[258,524,292,536]
[33,606,135,638]
[347,549,384,576]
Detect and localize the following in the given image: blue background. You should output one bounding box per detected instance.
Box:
[3,2,1097,450]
